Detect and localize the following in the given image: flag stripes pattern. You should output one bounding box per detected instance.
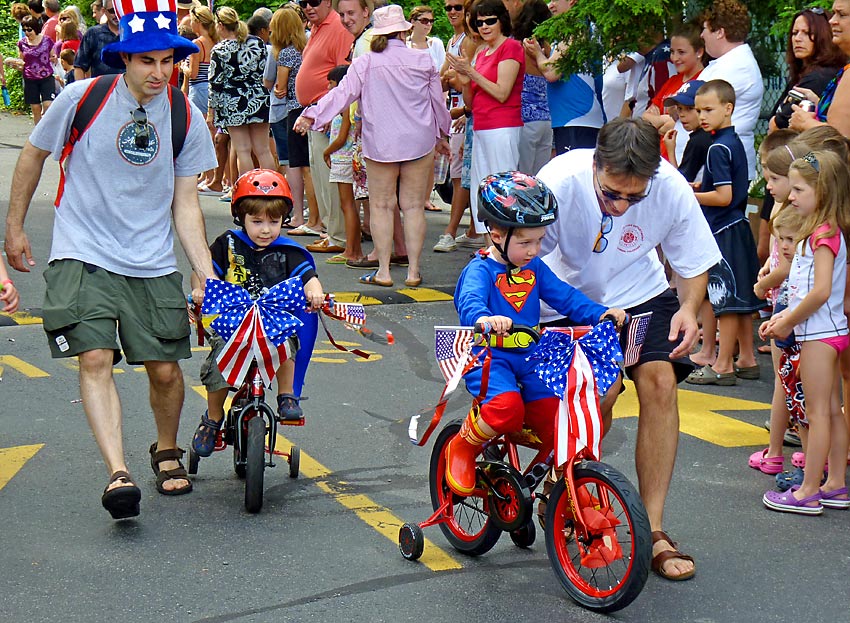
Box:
[623,312,652,367]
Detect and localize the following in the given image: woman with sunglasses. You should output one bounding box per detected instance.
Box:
[294,4,451,288]
[771,7,845,132]
[407,5,445,71]
[447,0,524,238]
[790,1,850,138]
[17,15,54,125]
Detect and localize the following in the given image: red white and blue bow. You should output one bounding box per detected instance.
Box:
[527,323,623,466]
[202,278,305,388]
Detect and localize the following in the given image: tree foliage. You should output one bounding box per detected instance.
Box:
[533,0,836,79]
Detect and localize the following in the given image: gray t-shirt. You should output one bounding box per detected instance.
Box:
[30,77,218,278]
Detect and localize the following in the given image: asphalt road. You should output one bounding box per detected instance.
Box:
[1,110,848,623]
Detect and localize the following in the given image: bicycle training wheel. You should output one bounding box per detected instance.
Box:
[544,461,651,613]
[428,419,501,556]
[244,416,266,513]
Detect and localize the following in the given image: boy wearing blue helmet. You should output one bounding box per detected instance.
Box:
[445,171,626,496]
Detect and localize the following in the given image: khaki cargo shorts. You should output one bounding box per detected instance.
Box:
[42,259,191,364]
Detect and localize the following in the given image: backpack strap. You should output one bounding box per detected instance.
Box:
[167,84,190,161]
[55,74,121,207]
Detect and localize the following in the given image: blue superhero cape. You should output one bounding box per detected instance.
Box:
[226,229,318,396]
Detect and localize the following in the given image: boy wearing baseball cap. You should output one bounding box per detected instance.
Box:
[661,79,711,183]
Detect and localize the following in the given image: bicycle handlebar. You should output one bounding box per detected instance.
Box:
[473,315,628,344]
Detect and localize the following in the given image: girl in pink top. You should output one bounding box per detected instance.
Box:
[447,0,524,236]
[761,150,850,515]
[294,4,451,289]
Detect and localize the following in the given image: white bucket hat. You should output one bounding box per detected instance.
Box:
[370,4,412,35]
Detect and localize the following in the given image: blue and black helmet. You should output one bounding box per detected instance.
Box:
[477,171,558,229]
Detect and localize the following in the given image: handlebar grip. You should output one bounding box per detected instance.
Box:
[473,321,492,335]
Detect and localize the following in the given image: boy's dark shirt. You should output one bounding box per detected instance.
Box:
[209,230,317,297]
[698,125,749,234]
[678,127,712,184]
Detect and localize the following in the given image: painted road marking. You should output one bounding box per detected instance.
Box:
[614,381,770,447]
[0,310,43,326]
[276,431,461,572]
[189,385,461,571]
[0,355,49,378]
[0,444,43,492]
[313,339,382,364]
[395,288,454,303]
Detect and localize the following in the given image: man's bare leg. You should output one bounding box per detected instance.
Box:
[632,360,695,579]
[145,360,190,492]
[79,348,132,492]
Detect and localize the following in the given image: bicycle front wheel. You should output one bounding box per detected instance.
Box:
[544,461,651,613]
[244,416,266,513]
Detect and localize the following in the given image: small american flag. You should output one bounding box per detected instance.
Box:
[623,312,652,367]
[330,301,366,327]
[557,344,603,465]
[435,326,475,384]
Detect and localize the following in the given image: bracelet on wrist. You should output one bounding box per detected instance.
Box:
[1,279,13,288]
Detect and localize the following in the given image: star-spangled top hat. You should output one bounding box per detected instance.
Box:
[102,0,199,69]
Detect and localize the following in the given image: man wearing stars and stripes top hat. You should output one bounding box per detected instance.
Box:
[5,0,217,520]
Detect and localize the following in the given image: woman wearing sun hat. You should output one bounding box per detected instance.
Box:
[294,4,451,289]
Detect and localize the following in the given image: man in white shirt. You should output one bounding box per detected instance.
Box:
[698,0,763,179]
[538,118,721,582]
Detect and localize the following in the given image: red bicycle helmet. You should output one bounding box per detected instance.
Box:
[231,169,294,224]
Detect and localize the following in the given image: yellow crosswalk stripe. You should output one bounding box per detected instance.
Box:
[276,432,461,571]
[0,444,43,492]
[397,287,454,302]
[189,386,461,570]
[613,381,769,447]
[0,355,49,378]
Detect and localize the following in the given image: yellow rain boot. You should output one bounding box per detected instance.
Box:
[445,408,495,496]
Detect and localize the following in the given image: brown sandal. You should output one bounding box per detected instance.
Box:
[651,530,696,581]
[149,443,193,496]
[101,470,141,519]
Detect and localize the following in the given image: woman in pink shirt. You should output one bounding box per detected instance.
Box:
[295,4,451,288]
[447,0,524,237]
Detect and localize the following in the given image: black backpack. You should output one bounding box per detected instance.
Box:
[55,74,190,206]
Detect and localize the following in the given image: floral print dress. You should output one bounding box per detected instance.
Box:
[208,35,270,128]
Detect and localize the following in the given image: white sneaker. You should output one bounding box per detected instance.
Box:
[455,233,486,248]
[433,234,457,252]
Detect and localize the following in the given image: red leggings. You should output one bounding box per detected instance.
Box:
[478,392,559,451]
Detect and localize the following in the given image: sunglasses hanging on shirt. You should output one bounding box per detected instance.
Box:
[132,107,150,149]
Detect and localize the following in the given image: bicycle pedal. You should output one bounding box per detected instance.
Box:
[278,417,305,426]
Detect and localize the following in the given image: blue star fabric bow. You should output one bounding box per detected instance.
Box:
[202,277,305,347]
[527,323,623,399]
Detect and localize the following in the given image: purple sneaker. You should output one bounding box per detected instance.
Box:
[763,486,823,515]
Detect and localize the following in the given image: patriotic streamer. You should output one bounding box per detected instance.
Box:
[202,278,305,387]
[321,297,394,346]
[408,327,485,446]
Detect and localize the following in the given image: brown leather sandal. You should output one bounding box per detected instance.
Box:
[651,530,696,581]
[101,470,141,519]
[149,443,193,496]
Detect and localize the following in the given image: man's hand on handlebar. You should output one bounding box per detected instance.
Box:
[600,308,627,330]
[475,315,512,336]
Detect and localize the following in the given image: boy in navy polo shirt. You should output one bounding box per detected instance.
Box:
[686,79,764,387]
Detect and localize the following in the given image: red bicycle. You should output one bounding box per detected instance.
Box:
[399,323,651,613]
